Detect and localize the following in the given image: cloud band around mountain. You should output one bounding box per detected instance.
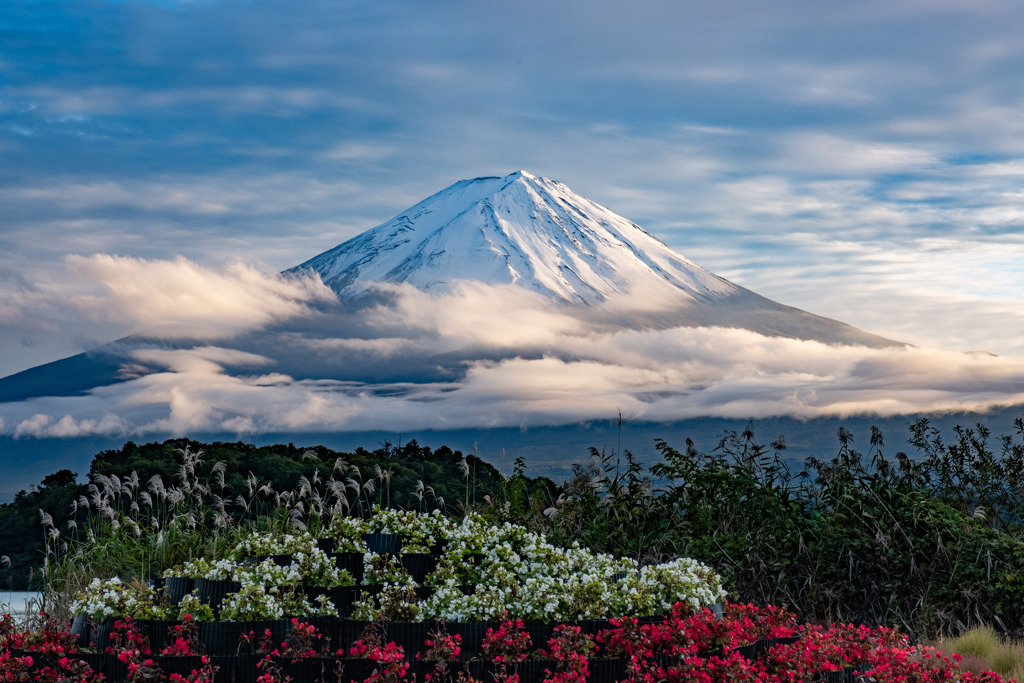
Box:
[3,268,1024,439]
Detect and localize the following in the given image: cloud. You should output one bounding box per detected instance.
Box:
[63,254,335,338]
[2,284,1024,439]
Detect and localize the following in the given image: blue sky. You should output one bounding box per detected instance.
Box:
[3,0,1024,383]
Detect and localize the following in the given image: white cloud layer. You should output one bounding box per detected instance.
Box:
[2,254,335,345]
[3,282,1023,439]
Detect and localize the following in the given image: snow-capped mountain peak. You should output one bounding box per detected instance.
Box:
[292,170,901,348]
[293,170,737,305]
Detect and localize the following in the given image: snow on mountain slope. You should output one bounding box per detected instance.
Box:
[293,170,737,305]
[293,170,902,348]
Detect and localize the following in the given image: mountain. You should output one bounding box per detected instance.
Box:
[0,169,1001,501]
[292,170,900,348]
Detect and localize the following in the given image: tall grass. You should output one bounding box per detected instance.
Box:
[39,446,387,622]
[941,625,1024,680]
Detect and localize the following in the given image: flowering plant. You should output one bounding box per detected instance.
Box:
[277,618,330,659]
[542,624,594,683]
[165,558,239,581]
[349,623,411,683]
[352,584,422,622]
[176,593,215,623]
[219,584,334,621]
[363,552,413,586]
[71,577,169,621]
[160,614,204,656]
[482,617,532,664]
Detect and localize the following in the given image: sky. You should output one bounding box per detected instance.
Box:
[2,0,1024,440]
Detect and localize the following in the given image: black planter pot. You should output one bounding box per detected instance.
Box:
[447,621,501,657]
[90,618,115,651]
[139,619,176,654]
[333,657,379,683]
[589,658,629,683]
[518,659,559,683]
[296,615,343,651]
[430,539,449,555]
[68,652,102,676]
[735,640,762,661]
[381,621,433,658]
[90,652,127,680]
[199,620,251,656]
[521,620,555,650]
[274,655,340,683]
[332,552,366,584]
[70,613,90,648]
[228,653,262,683]
[317,537,337,554]
[341,620,376,651]
[400,553,438,583]
[364,533,406,555]
[252,554,294,567]
[193,578,241,617]
[765,635,801,650]
[164,576,194,605]
[575,618,612,638]
[153,655,208,678]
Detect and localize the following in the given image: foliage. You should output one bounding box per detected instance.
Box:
[506,418,1024,640]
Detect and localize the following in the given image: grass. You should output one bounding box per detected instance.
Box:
[939,625,1024,680]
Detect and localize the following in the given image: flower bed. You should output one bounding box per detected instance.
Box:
[73,509,726,628]
[0,604,1011,683]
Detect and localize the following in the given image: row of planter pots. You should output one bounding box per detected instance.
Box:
[10,647,871,683]
[71,615,672,658]
[317,533,446,556]
[163,551,478,604]
[163,578,477,618]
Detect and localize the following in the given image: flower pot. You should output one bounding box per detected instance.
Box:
[331,552,365,584]
[92,652,128,680]
[383,621,432,658]
[521,620,555,649]
[589,658,629,683]
[317,537,336,554]
[228,653,262,683]
[274,655,338,682]
[154,654,208,678]
[400,553,438,583]
[163,576,194,605]
[575,618,611,637]
[194,578,241,617]
[430,539,449,554]
[199,620,250,656]
[90,617,115,651]
[70,613,91,648]
[139,619,175,654]
[333,657,379,682]
[735,640,761,660]
[364,532,406,554]
[519,659,559,683]
[448,621,500,657]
